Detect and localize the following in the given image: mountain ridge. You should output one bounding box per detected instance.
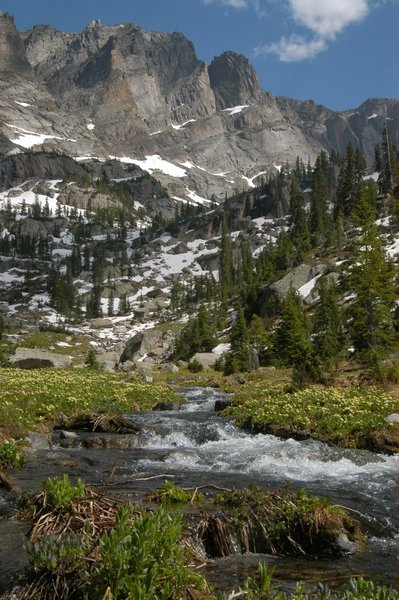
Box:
[0,11,398,203]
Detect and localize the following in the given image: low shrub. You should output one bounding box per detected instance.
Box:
[0,439,24,469]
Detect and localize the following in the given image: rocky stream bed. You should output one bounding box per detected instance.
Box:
[1,387,399,596]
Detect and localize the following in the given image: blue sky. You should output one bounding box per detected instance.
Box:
[1,0,398,111]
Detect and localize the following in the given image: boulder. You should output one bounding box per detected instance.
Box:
[120,330,163,363]
[7,347,72,369]
[97,351,119,370]
[171,241,189,254]
[191,352,218,369]
[161,363,179,373]
[90,318,114,329]
[270,264,324,300]
[385,414,399,424]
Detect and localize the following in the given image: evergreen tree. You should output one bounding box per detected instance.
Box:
[312,277,344,369]
[309,156,328,244]
[249,314,269,365]
[288,177,310,260]
[273,288,316,384]
[378,125,399,196]
[336,144,366,220]
[346,222,396,358]
[224,305,250,373]
[219,215,234,300]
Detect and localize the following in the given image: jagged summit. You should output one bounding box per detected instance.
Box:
[0,14,397,203]
[208,51,263,110]
[0,12,32,74]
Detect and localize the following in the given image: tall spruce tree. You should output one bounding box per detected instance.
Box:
[312,277,344,369]
[288,176,310,261]
[309,156,328,244]
[219,215,234,300]
[346,222,396,359]
[273,288,316,384]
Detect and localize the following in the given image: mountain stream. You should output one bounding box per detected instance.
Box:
[1,386,399,593]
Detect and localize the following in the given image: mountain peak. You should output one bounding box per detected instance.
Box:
[0,12,32,74]
[208,50,263,110]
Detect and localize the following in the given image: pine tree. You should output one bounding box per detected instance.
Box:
[288,177,310,261]
[249,314,269,365]
[309,156,328,244]
[219,215,234,300]
[312,277,344,369]
[346,222,396,358]
[273,288,316,384]
[336,144,366,220]
[224,305,250,373]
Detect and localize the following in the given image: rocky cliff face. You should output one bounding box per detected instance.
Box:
[0,13,397,203]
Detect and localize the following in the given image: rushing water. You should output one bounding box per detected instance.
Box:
[1,386,398,593]
[123,387,399,590]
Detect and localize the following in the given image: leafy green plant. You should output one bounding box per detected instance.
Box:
[226,383,399,448]
[42,474,86,509]
[0,368,180,434]
[234,567,399,600]
[188,358,204,373]
[153,481,204,505]
[88,504,204,599]
[0,439,24,469]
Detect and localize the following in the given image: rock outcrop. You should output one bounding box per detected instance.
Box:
[0,12,397,202]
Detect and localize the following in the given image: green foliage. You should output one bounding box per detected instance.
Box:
[153,481,203,505]
[0,368,180,433]
[224,305,251,373]
[273,288,317,385]
[227,383,399,447]
[26,534,86,588]
[43,474,86,509]
[312,277,344,369]
[345,222,396,360]
[214,486,357,557]
[236,567,399,600]
[0,439,25,469]
[89,505,203,599]
[188,358,204,373]
[173,304,216,361]
[85,348,99,369]
[23,504,204,599]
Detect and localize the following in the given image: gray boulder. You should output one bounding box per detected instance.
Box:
[385,414,399,424]
[7,347,72,369]
[120,330,163,363]
[90,318,114,329]
[191,352,218,369]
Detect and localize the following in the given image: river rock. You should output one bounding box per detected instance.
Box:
[7,347,72,369]
[385,414,399,423]
[214,399,232,412]
[83,433,147,449]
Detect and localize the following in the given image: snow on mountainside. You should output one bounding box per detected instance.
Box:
[0,12,398,205]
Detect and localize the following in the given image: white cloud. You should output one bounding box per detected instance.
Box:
[256,0,370,61]
[255,34,327,61]
[203,0,248,8]
[203,0,266,14]
[288,0,369,39]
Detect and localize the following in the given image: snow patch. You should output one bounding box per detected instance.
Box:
[109,154,187,178]
[14,101,31,107]
[171,119,196,130]
[298,274,323,299]
[368,114,378,120]
[222,105,249,116]
[86,123,95,130]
